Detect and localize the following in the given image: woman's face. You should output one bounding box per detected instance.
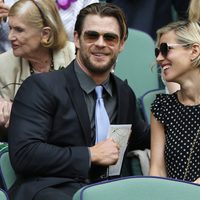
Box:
[156,30,192,83]
[8,15,43,58]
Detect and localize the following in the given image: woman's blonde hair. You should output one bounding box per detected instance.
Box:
[156,20,200,68]
[9,0,67,50]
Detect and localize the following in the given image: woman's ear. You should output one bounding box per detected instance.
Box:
[191,43,200,61]
[41,27,51,44]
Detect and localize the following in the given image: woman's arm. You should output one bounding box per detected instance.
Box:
[194,177,200,184]
[149,112,167,177]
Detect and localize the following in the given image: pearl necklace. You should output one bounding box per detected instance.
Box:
[29,61,54,74]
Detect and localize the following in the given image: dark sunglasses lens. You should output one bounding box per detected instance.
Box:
[103,33,119,45]
[155,48,160,57]
[84,31,99,43]
[155,43,169,58]
[83,31,119,45]
[160,43,169,57]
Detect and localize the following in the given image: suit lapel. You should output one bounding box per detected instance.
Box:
[63,62,92,146]
[113,76,131,124]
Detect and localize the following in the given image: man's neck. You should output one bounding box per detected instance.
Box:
[76,57,110,85]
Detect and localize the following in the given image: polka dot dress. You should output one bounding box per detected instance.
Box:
[151,93,200,182]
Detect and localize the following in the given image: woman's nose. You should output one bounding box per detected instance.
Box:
[8,29,15,41]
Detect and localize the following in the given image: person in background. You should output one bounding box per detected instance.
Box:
[0,0,75,139]
[0,0,98,53]
[150,20,200,183]
[106,0,189,40]
[164,0,200,94]
[107,0,189,93]
[188,0,200,22]
[0,0,15,53]
[8,3,150,200]
[57,0,99,41]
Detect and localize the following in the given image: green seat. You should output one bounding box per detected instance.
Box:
[0,188,9,200]
[0,146,17,191]
[73,176,200,200]
[139,89,165,125]
[115,28,158,98]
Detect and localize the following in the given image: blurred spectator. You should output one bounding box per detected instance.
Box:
[106,0,189,40]
[0,0,14,53]
[58,0,99,41]
[0,0,98,53]
[188,0,200,21]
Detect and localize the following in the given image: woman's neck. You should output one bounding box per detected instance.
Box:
[177,81,200,106]
[28,50,54,73]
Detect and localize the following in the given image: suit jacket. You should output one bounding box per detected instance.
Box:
[107,0,189,39]
[8,61,150,200]
[0,41,75,101]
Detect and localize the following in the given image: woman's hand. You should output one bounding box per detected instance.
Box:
[0,1,10,23]
[194,177,200,184]
[0,97,12,128]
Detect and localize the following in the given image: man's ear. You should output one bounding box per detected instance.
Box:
[74,31,80,49]
[119,39,126,52]
[41,27,51,44]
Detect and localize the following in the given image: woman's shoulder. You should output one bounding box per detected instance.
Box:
[0,50,21,70]
[53,41,75,69]
[152,92,177,108]
[155,92,176,101]
[58,41,75,56]
[0,49,14,59]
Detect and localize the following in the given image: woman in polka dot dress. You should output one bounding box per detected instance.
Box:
[149,20,200,184]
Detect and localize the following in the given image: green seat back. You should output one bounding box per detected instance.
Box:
[0,189,9,200]
[73,176,200,200]
[0,147,17,191]
[139,89,165,125]
[115,28,158,97]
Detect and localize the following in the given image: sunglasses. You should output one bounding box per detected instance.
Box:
[83,31,119,46]
[155,43,188,58]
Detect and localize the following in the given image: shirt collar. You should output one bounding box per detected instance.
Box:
[74,59,113,97]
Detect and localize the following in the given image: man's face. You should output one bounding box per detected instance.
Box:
[74,14,125,76]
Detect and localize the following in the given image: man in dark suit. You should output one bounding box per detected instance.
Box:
[107,0,189,40]
[8,3,150,200]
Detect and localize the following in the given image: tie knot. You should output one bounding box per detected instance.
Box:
[95,86,103,99]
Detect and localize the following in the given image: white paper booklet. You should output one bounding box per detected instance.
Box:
[108,124,132,176]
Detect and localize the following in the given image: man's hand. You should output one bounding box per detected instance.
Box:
[0,1,10,23]
[89,138,120,166]
[0,98,12,128]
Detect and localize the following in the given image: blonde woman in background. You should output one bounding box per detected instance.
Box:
[0,0,75,134]
[0,0,98,53]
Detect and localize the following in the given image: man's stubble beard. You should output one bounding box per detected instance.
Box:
[79,51,118,75]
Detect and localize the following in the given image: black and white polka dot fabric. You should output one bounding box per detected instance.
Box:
[151,93,200,182]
